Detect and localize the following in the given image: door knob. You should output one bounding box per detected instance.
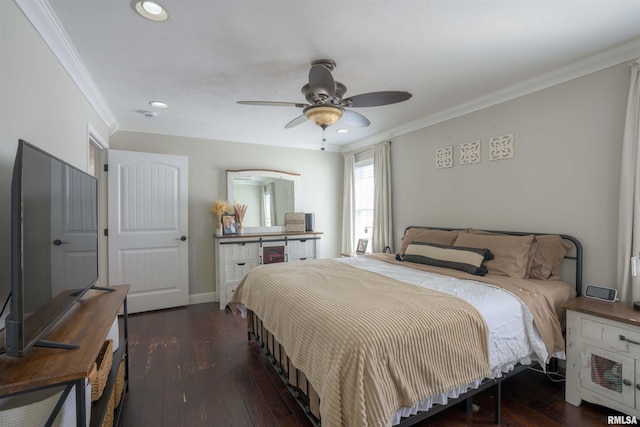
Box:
[52,239,68,246]
[176,235,187,241]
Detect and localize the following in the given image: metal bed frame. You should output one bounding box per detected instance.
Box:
[246,227,583,426]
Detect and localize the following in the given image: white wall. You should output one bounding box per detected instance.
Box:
[0,1,110,311]
[391,61,630,290]
[108,131,343,299]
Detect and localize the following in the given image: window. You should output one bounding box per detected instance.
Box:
[354,150,374,253]
[263,187,272,227]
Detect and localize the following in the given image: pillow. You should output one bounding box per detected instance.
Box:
[467,228,538,276]
[453,232,534,278]
[528,235,572,280]
[402,242,493,276]
[398,228,460,256]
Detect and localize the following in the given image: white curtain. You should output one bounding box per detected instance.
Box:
[341,152,356,254]
[617,58,640,302]
[372,141,393,253]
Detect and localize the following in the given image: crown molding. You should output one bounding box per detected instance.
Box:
[16,0,117,130]
[343,38,640,153]
[116,120,343,152]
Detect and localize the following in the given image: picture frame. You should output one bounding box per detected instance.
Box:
[356,238,368,255]
[221,213,238,235]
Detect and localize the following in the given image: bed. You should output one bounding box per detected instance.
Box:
[228,226,583,427]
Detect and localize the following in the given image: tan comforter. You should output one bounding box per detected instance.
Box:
[229,258,491,427]
[365,253,575,356]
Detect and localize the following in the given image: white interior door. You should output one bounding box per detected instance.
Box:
[107,149,189,313]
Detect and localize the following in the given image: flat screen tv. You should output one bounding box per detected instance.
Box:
[1,140,99,357]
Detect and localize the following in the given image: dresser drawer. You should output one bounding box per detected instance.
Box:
[225,261,258,282]
[223,242,259,263]
[288,239,316,261]
[582,317,640,356]
[227,283,239,301]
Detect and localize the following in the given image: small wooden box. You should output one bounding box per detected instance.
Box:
[285,213,306,232]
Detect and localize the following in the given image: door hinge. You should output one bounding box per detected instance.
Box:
[104,164,108,172]
[104,229,108,236]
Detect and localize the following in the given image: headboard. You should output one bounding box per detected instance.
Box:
[402,226,583,296]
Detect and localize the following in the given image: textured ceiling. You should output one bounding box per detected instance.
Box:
[20,0,640,151]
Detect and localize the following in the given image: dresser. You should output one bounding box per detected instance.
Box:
[563,296,640,418]
[214,232,322,310]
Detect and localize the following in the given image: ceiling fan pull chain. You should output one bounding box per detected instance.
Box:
[321,128,326,151]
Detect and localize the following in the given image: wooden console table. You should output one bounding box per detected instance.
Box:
[0,284,129,427]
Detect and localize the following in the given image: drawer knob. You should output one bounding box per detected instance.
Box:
[624,379,633,387]
[619,335,640,346]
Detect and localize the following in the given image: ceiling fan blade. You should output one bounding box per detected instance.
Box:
[284,114,308,129]
[308,64,336,99]
[341,109,370,127]
[237,101,307,108]
[343,91,412,107]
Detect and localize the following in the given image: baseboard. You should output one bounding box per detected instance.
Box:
[189,292,217,306]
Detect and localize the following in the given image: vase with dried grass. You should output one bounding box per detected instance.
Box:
[234,202,247,235]
[210,200,229,236]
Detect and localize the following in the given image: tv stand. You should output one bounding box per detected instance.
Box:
[0,284,129,426]
[91,286,115,292]
[69,285,114,298]
[33,339,80,350]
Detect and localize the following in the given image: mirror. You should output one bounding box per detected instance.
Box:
[227,169,300,231]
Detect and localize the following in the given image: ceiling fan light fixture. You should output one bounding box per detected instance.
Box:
[304,105,343,127]
[134,1,169,21]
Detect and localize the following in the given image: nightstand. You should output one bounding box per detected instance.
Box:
[563,296,640,417]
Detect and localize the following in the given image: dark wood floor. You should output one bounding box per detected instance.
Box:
[119,302,619,427]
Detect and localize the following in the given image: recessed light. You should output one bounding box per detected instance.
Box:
[134,1,169,22]
[336,129,350,134]
[149,101,168,108]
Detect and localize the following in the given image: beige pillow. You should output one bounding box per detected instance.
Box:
[467,228,538,277]
[454,232,534,278]
[398,228,460,256]
[529,235,572,280]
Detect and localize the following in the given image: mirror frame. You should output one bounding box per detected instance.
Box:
[226,169,301,233]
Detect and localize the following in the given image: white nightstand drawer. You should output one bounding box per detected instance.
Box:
[582,317,640,356]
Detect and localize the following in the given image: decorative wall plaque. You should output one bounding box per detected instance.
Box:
[489,133,514,161]
[460,140,481,165]
[436,146,453,169]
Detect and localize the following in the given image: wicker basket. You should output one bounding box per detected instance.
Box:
[101,390,115,427]
[114,353,126,406]
[91,340,113,402]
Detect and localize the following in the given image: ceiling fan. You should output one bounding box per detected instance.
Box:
[237,59,412,133]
